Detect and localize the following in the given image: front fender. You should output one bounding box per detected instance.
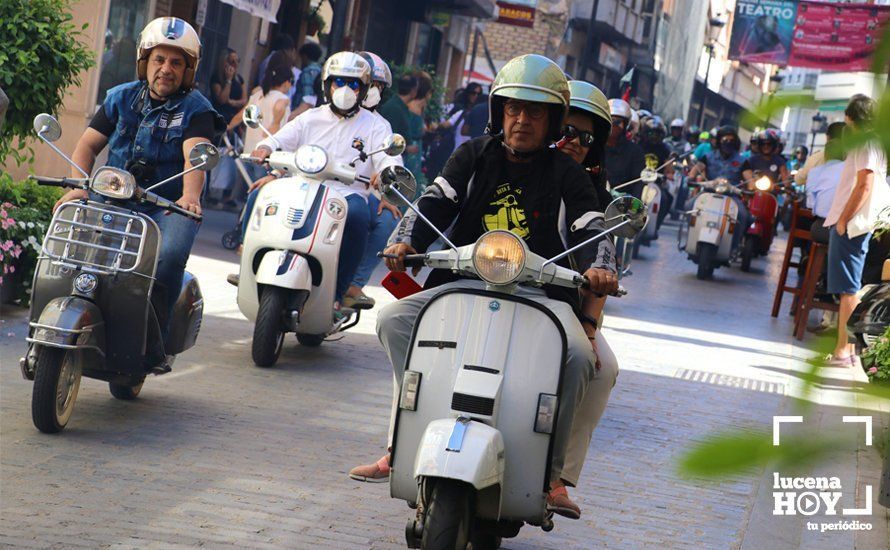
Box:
[27,296,105,355]
[256,250,313,290]
[414,419,504,492]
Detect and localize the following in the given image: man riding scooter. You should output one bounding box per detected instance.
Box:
[639,117,675,229]
[604,99,646,199]
[237,51,402,317]
[54,16,224,372]
[349,55,619,520]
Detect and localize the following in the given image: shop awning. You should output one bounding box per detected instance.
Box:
[219,0,281,23]
[428,0,498,19]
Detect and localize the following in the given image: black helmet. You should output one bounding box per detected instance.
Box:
[716,125,740,151]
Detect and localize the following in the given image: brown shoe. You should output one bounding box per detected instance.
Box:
[348,454,391,483]
[547,484,581,519]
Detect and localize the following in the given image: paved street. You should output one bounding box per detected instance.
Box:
[1,210,887,549]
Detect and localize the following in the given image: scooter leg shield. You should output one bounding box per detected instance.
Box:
[256,250,313,291]
[414,418,505,497]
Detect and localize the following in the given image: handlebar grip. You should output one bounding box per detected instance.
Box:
[239,154,264,163]
[29,175,79,187]
[378,252,425,267]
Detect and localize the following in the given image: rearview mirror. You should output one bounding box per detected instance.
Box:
[379,166,417,206]
[33,113,61,142]
[605,196,647,239]
[382,134,406,156]
[243,105,262,129]
[188,142,220,172]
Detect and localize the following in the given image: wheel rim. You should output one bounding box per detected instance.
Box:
[55,354,81,425]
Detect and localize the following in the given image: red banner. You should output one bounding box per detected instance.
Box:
[789,1,890,71]
[496,1,536,28]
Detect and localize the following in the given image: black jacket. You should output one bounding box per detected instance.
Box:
[391,135,616,313]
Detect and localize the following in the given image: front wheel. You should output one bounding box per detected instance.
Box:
[740,236,756,272]
[221,230,240,250]
[422,480,473,550]
[252,286,287,367]
[109,379,145,400]
[696,243,716,280]
[31,346,82,433]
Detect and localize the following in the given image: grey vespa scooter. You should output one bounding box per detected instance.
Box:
[20,114,217,433]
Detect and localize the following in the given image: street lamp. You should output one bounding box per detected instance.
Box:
[810,113,827,150]
[697,17,726,128]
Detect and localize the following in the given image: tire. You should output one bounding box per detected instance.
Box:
[31,347,81,433]
[422,480,473,550]
[252,286,286,367]
[109,379,144,400]
[741,236,756,272]
[296,333,325,347]
[470,532,501,549]
[221,230,240,250]
[696,243,716,280]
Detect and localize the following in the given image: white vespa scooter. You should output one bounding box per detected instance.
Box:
[609,167,660,265]
[678,178,743,280]
[376,167,647,548]
[234,105,405,367]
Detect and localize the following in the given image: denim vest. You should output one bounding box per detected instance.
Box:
[103,81,218,200]
[703,150,743,184]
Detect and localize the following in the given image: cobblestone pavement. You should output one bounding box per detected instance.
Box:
[1,211,887,549]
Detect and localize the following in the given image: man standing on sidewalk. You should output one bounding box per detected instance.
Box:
[823,95,890,366]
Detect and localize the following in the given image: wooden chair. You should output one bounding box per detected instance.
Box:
[793,242,839,340]
[772,201,814,318]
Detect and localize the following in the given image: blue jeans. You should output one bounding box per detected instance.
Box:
[241,189,370,302]
[732,197,752,252]
[351,194,399,288]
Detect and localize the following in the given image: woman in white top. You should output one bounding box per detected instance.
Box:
[229,51,293,182]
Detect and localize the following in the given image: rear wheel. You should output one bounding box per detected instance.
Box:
[741,236,756,272]
[421,480,473,550]
[252,286,286,367]
[296,333,325,347]
[31,347,81,433]
[109,379,144,400]
[221,230,240,250]
[696,243,716,280]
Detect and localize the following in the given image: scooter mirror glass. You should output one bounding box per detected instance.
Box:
[188,143,220,172]
[640,168,658,184]
[379,166,417,206]
[33,113,61,142]
[382,134,406,157]
[243,105,262,129]
[605,196,647,238]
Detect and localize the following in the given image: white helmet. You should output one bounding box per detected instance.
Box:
[137,17,201,89]
[358,51,392,88]
[608,98,632,120]
[322,51,372,117]
[670,118,685,129]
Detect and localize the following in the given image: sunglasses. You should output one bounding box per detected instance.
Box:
[504,101,548,119]
[333,77,361,91]
[562,124,596,147]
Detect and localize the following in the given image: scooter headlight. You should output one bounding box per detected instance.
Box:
[294,145,327,174]
[472,230,526,286]
[754,176,772,192]
[91,167,136,200]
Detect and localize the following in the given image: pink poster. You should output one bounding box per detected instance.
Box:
[789,1,890,71]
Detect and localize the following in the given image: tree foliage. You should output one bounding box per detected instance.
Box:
[0,0,95,166]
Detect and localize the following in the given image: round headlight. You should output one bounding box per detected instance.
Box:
[472,230,526,285]
[754,176,772,192]
[73,273,98,294]
[295,145,327,174]
[91,167,136,200]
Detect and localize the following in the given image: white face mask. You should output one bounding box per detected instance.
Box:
[332,85,358,111]
[363,87,381,109]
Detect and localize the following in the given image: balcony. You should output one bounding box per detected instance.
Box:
[570,0,645,44]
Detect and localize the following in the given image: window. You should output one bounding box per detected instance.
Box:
[97,0,152,105]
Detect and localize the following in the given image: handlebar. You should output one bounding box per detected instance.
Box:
[239,154,265,164]
[135,188,202,221]
[378,252,425,268]
[29,175,86,188]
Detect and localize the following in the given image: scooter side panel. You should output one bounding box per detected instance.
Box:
[391,289,565,523]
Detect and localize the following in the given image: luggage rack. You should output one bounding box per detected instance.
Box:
[42,202,147,274]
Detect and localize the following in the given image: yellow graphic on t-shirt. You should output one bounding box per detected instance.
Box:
[483,182,529,239]
[644,153,660,171]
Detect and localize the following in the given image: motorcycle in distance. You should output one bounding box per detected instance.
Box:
[609,167,660,265]
[678,178,748,280]
[21,113,215,433]
[739,173,780,272]
[375,165,648,549]
[233,104,406,367]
